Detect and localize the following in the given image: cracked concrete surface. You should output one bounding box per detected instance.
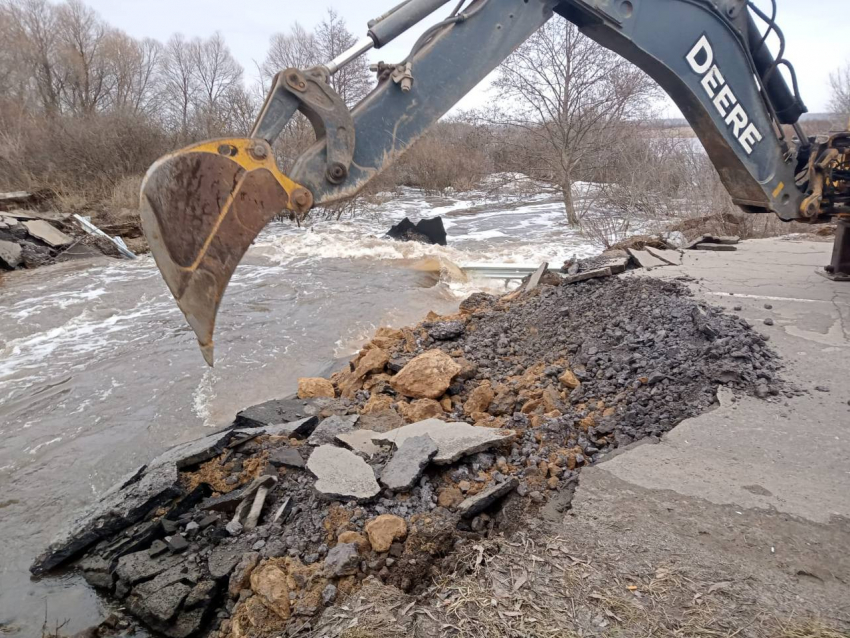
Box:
[592,237,850,523]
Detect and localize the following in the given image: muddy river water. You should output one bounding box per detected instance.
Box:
[0,183,604,634]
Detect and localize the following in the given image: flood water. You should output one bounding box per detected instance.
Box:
[0,181,602,635]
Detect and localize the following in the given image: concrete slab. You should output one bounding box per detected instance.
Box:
[600,237,850,523]
[627,248,668,269]
[644,246,682,265]
[23,220,73,247]
[306,445,380,502]
[372,419,515,465]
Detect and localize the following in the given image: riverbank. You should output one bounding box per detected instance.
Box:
[31,249,813,638]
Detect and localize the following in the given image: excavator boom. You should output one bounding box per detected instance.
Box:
[139,0,850,364]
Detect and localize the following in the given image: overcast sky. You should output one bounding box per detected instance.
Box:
[85,0,848,117]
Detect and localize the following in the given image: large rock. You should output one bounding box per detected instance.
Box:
[380,435,438,492]
[306,445,380,502]
[323,542,360,577]
[456,478,519,518]
[23,219,72,247]
[338,348,389,397]
[250,562,291,620]
[463,381,494,415]
[353,347,389,378]
[397,398,444,423]
[558,369,580,389]
[365,515,408,553]
[297,378,335,399]
[390,350,461,399]
[0,239,22,268]
[337,531,371,554]
[307,414,359,446]
[372,419,515,465]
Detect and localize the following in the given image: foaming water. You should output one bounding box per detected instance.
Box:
[0,181,598,634]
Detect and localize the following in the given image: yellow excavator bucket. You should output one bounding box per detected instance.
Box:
[139,138,311,366]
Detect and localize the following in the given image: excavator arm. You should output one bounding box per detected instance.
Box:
[140,0,850,365]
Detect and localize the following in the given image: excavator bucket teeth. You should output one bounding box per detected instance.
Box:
[139,138,307,366]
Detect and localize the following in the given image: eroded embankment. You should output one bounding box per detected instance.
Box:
[32,273,788,638]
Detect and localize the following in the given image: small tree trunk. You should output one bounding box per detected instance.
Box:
[561,182,579,226]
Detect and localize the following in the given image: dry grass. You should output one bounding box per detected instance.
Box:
[109,175,143,210]
[408,533,850,638]
[774,621,850,638]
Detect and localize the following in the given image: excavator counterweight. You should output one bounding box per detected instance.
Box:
[139,0,850,364]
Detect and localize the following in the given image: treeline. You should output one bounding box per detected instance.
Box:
[0,0,844,242]
[0,0,373,206]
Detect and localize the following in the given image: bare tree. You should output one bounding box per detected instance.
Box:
[829,62,850,123]
[261,23,318,89]
[315,9,371,106]
[3,0,66,113]
[158,33,197,135]
[190,32,241,109]
[106,33,161,115]
[490,19,659,225]
[55,0,111,113]
[189,32,245,136]
[261,10,372,107]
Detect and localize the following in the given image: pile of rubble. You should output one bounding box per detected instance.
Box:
[32,273,787,638]
[557,233,741,282]
[0,209,78,269]
[0,192,145,270]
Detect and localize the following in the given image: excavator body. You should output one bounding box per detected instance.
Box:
[139,0,850,364]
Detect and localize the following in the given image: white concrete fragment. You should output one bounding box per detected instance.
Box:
[23,220,73,247]
[307,445,380,502]
[372,419,515,465]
